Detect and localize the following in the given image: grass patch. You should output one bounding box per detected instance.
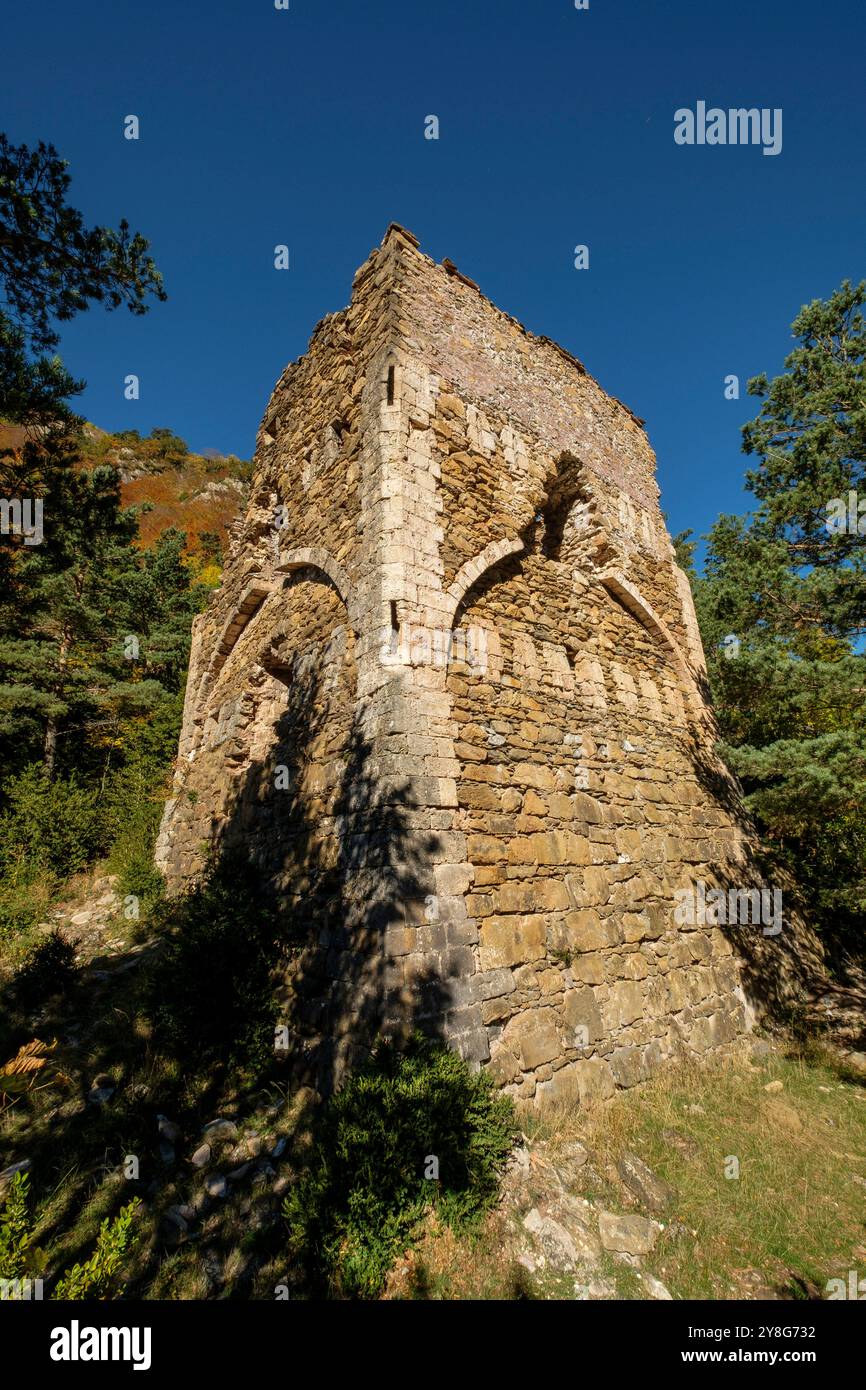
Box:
[532,1046,866,1300]
[386,1044,866,1302]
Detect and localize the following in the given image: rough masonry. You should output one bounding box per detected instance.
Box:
[156,225,818,1103]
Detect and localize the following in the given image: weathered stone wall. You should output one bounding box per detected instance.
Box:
[157,224,819,1100]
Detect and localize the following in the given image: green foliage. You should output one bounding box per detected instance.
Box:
[0,448,207,780]
[0,1172,139,1299]
[0,440,208,927]
[671,527,697,576]
[0,131,165,428]
[283,1035,516,1297]
[196,530,223,565]
[0,860,48,940]
[141,427,188,465]
[52,1199,140,1300]
[0,315,81,428]
[93,425,189,470]
[693,280,866,939]
[0,1171,33,1279]
[12,930,78,1011]
[108,808,166,910]
[145,852,286,1071]
[0,766,102,878]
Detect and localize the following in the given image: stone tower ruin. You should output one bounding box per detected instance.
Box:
[156,224,812,1102]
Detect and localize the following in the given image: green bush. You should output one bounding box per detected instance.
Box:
[52,1199,140,1300]
[107,801,165,912]
[0,1171,140,1300]
[0,1171,33,1281]
[12,929,78,1010]
[145,851,286,1070]
[0,766,103,880]
[0,860,48,941]
[283,1035,516,1298]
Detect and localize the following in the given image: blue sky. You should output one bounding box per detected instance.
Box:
[4,0,864,557]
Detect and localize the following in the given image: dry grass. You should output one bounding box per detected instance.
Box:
[396,1044,866,1301]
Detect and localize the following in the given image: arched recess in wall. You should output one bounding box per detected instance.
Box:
[195,579,274,717]
[444,539,529,684]
[445,537,525,628]
[536,453,614,572]
[194,547,354,736]
[600,569,703,717]
[256,565,355,691]
[276,545,357,634]
[212,570,358,880]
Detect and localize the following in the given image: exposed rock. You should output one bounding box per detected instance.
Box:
[161,1207,188,1245]
[598,1211,661,1256]
[763,1079,784,1094]
[190,1144,212,1168]
[205,1175,228,1199]
[642,1272,673,1300]
[555,1140,590,1188]
[617,1152,677,1213]
[546,1193,602,1261]
[88,1077,115,1105]
[228,1163,253,1182]
[201,1118,238,1143]
[522,1209,585,1268]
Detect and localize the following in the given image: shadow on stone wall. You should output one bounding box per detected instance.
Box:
[211,659,448,1097]
[686,737,825,1023]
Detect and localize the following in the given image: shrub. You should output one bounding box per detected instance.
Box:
[283,1034,516,1298]
[0,1172,140,1299]
[0,766,103,880]
[12,930,78,1010]
[0,860,50,941]
[52,1200,141,1300]
[145,850,286,1070]
[107,802,165,912]
[0,1171,33,1280]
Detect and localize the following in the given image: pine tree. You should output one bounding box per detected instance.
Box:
[0,132,165,427]
[694,281,866,941]
[0,447,207,781]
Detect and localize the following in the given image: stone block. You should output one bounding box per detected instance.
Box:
[562,986,603,1045]
[573,1058,615,1104]
[479,915,546,969]
[604,980,645,1031]
[503,1008,561,1071]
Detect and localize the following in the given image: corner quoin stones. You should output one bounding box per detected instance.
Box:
[155,224,816,1103]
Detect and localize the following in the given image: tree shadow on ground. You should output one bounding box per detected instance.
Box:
[0,655,461,1296]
